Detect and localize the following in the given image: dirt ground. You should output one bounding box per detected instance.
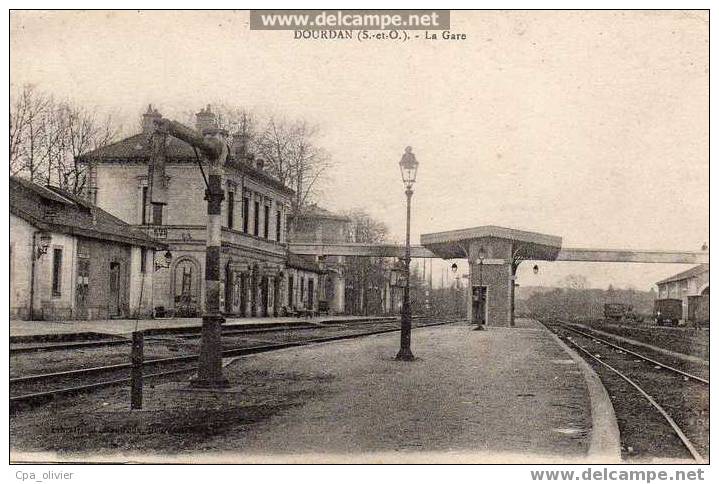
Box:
[11,321,595,463]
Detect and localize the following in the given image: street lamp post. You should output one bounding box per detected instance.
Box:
[451,263,463,318]
[396,146,418,361]
[474,247,486,331]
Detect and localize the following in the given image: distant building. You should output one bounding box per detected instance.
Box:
[656,264,709,324]
[78,105,301,318]
[10,177,165,320]
[285,253,325,313]
[289,204,352,313]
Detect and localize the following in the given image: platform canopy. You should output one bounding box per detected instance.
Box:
[420,225,563,261]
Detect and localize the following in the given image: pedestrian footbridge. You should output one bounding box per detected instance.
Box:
[289,225,708,327]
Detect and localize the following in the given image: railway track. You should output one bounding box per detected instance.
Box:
[556,321,708,384]
[544,319,708,463]
[10,316,463,410]
[9,317,397,354]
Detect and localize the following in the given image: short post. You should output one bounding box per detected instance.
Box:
[131,331,144,410]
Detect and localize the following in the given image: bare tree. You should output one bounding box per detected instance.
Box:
[9,84,51,181]
[181,104,331,215]
[256,117,331,215]
[342,209,390,315]
[10,85,120,194]
[343,208,389,243]
[255,117,294,185]
[56,102,120,193]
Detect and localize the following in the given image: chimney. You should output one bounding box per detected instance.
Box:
[231,133,248,160]
[141,104,162,134]
[195,104,218,134]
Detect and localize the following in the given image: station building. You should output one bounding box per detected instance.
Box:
[10,177,164,320]
[656,264,709,324]
[78,105,304,318]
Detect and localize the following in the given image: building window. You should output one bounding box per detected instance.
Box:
[140,247,147,273]
[52,247,63,297]
[254,201,260,236]
[264,205,270,239]
[77,243,90,302]
[276,210,282,241]
[141,186,148,225]
[152,204,163,225]
[77,259,90,286]
[227,191,235,229]
[242,196,250,233]
[288,275,294,306]
[300,277,305,303]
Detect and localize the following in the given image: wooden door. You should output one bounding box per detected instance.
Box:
[472,286,487,324]
[308,279,315,310]
[75,258,90,319]
[109,262,121,317]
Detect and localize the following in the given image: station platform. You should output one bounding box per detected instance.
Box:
[14,318,620,463]
[9,314,394,339]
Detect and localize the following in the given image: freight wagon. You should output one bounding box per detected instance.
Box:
[603,303,639,322]
[653,299,682,326]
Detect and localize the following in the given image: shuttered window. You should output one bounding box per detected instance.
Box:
[52,247,63,297]
[227,191,235,229]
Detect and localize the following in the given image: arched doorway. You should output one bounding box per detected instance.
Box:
[274,272,283,316]
[260,275,269,317]
[239,272,247,317]
[173,257,200,317]
[250,264,259,317]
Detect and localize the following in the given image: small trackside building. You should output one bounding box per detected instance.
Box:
[289,204,352,314]
[10,177,166,321]
[284,252,325,314]
[655,264,709,325]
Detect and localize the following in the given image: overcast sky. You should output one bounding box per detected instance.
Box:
[10,10,708,290]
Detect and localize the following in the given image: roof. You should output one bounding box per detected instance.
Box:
[286,252,325,273]
[420,225,563,260]
[293,204,351,222]
[77,132,294,195]
[10,177,166,250]
[656,264,709,285]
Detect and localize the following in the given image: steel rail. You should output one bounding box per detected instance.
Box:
[11,317,426,384]
[561,333,705,464]
[10,317,400,352]
[10,317,464,407]
[555,321,708,385]
[10,339,131,354]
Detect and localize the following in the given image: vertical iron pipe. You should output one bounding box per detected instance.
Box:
[192,168,230,388]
